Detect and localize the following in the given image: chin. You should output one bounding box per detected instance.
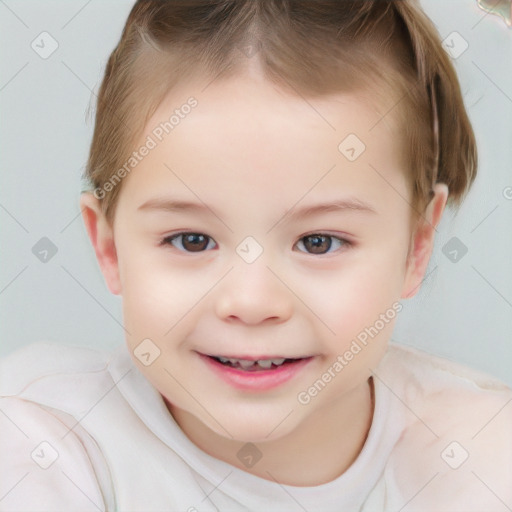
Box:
[204,408,297,444]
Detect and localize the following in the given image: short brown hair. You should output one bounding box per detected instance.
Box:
[82,0,477,226]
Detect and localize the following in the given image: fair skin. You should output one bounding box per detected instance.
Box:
[80,71,448,487]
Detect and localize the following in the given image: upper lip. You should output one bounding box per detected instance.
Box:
[199,352,311,361]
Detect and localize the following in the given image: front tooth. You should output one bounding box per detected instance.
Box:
[238,359,256,369]
[217,356,230,363]
[257,359,273,369]
[270,358,285,366]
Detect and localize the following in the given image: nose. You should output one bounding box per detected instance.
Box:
[215,259,293,325]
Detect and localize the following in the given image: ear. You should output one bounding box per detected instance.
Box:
[79,192,122,295]
[401,183,449,299]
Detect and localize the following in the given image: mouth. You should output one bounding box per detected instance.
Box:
[204,354,308,372]
[198,352,315,391]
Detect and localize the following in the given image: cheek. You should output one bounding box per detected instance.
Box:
[305,254,404,326]
[119,252,216,347]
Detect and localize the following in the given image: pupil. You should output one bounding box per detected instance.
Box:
[183,234,208,252]
[305,235,331,254]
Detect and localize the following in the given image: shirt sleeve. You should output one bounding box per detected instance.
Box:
[0,396,114,512]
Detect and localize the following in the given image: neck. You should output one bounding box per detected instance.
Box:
[165,377,374,487]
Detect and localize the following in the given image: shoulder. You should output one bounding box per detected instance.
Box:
[0,342,119,510]
[0,342,118,415]
[0,341,112,396]
[0,396,112,511]
[376,343,512,510]
[380,342,512,425]
[379,342,512,437]
[383,342,510,393]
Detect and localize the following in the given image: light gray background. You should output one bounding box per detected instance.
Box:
[1,0,511,385]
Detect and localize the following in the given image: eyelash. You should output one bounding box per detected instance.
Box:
[159,232,353,256]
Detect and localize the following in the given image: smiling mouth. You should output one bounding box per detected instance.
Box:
[205,355,310,371]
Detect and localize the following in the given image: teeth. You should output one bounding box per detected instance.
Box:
[215,356,289,369]
[256,359,273,369]
[238,359,256,369]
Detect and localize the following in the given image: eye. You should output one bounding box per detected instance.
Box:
[160,232,216,252]
[295,233,351,255]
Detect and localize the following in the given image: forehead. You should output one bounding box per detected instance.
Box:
[118,74,409,221]
[148,72,400,146]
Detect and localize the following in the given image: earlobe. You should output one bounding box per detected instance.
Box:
[79,193,122,295]
[401,183,449,299]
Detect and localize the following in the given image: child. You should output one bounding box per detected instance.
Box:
[1,0,511,510]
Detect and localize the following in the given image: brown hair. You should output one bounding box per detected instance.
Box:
[82,0,477,226]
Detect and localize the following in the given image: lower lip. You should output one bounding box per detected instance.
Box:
[199,353,314,391]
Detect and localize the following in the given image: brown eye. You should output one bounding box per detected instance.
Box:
[181,233,209,252]
[162,233,215,252]
[302,235,331,254]
[296,234,349,255]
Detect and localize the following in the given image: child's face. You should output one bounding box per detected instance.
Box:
[82,73,446,443]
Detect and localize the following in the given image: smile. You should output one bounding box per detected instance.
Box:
[210,356,300,371]
[198,352,315,391]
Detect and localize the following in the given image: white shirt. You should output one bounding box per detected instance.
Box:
[1,341,510,512]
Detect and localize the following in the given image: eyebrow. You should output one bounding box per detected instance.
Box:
[137,196,377,218]
[284,197,377,219]
[138,197,221,217]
